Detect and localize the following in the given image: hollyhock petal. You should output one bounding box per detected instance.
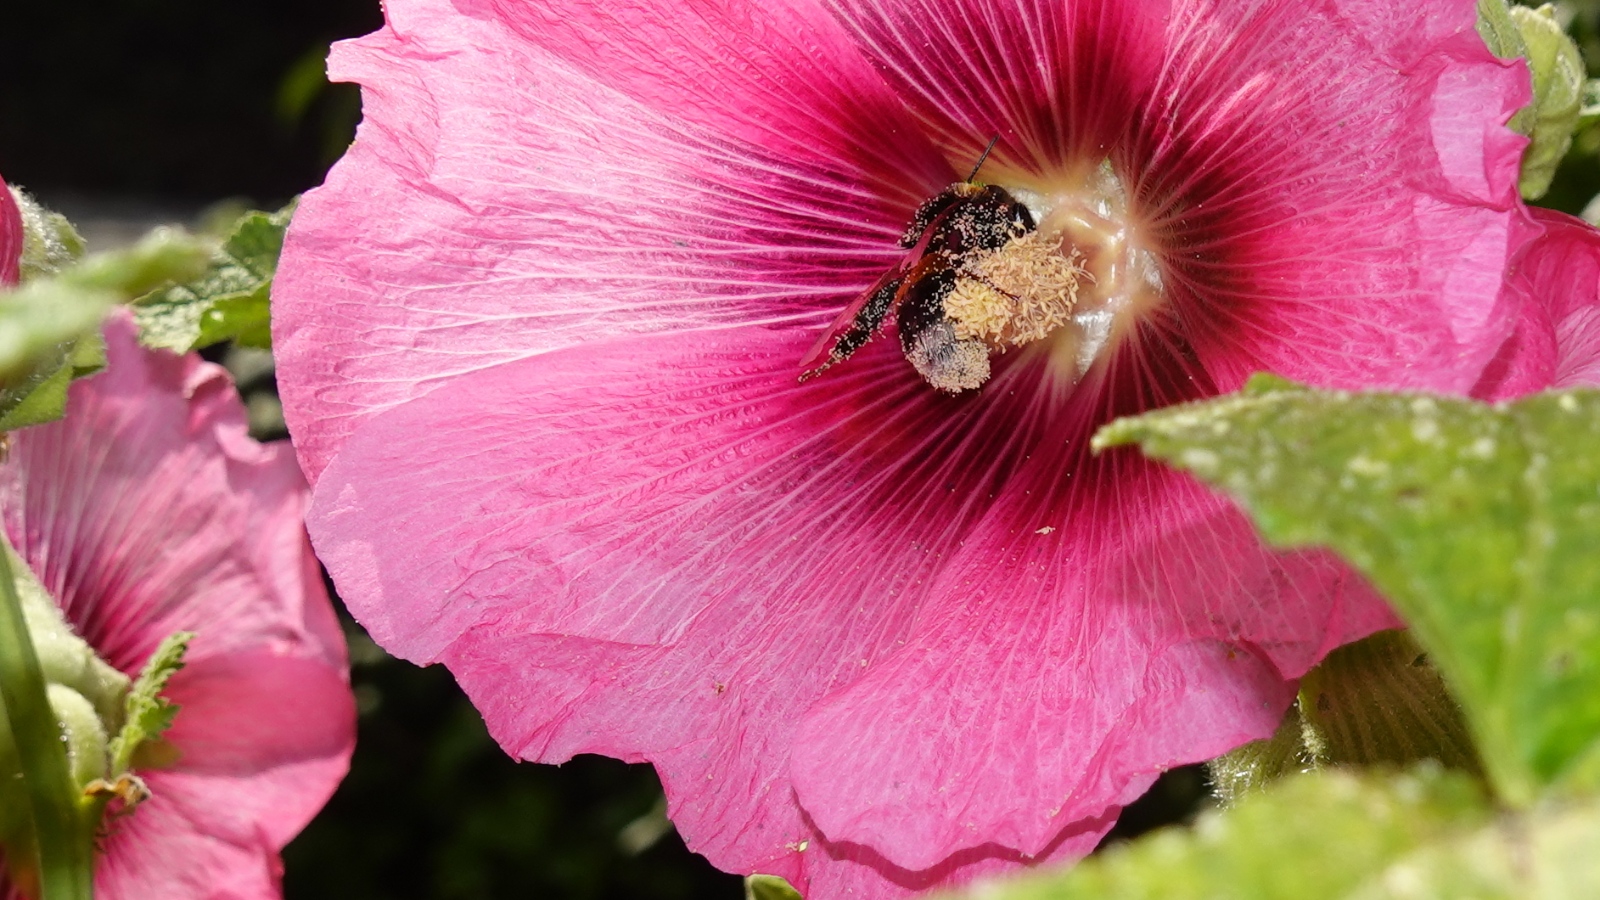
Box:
[1125,1,1529,397]
[275,0,954,479]
[0,175,19,286]
[6,317,344,673]
[95,780,281,898]
[1556,304,1600,387]
[1480,207,1600,393]
[0,314,353,898]
[156,653,356,842]
[789,367,1390,868]
[311,326,1145,885]
[822,0,1172,170]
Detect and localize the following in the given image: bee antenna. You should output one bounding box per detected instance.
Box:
[965,135,1001,183]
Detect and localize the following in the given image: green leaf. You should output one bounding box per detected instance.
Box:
[107,631,193,776]
[0,365,75,431]
[943,768,1490,900]
[0,323,103,431]
[131,201,295,353]
[944,767,1600,900]
[0,229,211,429]
[1095,382,1600,807]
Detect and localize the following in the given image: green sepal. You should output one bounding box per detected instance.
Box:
[1212,631,1478,802]
[1095,381,1600,808]
[1208,699,1313,804]
[1476,1,1586,199]
[107,631,193,776]
[747,874,804,900]
[1476,0,1525,62]
[1298,630,1481,775]
[1510,5,1585,199]
[44,686,108,793]
[8,188,85,283]
[132,200,296,353]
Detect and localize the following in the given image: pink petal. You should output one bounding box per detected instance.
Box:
[310,326,1104,887]
[0,314,354,898]
[1522,209,1600,389]
[821,0,1173,174]
[1473,208,1600,398]
[1123,1,1530,397]
[96,776,283,900]
[1555,304,1600,388]
[789,436,1387,869]
[275,0,954,480]
[0,174,19,286]
[779,343,1395,869]
[309,323,1395,884]
[157,652,357,845]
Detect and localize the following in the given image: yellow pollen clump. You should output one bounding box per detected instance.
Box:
[943,232,1085,349]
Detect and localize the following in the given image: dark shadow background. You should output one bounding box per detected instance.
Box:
[7,1,1599,898]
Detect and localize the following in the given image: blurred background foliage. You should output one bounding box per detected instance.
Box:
[2,1,1600,898]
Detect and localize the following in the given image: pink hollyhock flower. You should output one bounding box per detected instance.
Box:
[274,0,1530,894]
[0,314,355,898]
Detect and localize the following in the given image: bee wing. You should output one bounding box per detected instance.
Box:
[798,264,907,375]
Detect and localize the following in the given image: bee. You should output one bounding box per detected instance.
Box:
[800,138,1046,393]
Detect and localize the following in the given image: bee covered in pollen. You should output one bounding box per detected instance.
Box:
[800,139,1088,392]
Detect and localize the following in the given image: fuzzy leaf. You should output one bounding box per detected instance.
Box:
[1095,380,1600,807]
[945,768,1600,900]
[946,768,1490,900]
[0,230,210,428]
[132,202,293,353]
[107,631,193,776]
